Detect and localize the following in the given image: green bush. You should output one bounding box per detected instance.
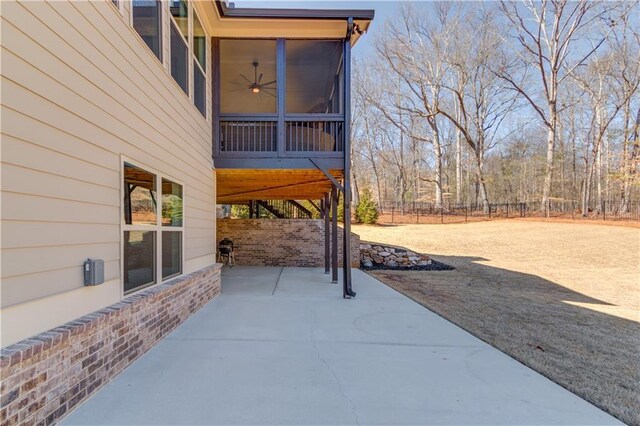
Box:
[231,204,250,219]
[354,189,379,224]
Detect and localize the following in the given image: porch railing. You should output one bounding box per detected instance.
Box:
[285,121,344,152]
[218,117,344,156]
[220,120,277,152]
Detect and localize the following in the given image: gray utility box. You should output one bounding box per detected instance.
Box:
[84,258,105,286]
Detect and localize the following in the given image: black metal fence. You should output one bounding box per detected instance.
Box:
[379,200,640,223]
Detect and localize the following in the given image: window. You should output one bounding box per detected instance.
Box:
[286,40,343,114]
[132,0,162,61]
[169,0,188,38]
[170,23,189,93]
[161,178,183,279]
[123,163,183,293]
[220,39,277,114]
[194,59,206,115]
[193,11,207,117]
[170,0,189,94]
[193,12,206,70]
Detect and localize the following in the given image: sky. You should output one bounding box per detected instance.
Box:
[231,0,401,56]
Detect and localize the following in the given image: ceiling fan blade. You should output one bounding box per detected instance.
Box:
[258,73,263,84]
[263,91,276,98]
[260,80,277,87]
[239,73,253,84]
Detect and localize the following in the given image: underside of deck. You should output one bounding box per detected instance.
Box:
[216,169,343,203]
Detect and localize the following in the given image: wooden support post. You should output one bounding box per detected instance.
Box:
[331,185,338,283]
[342,182,353,298]
[342,28,355,298]
[324,193,330,274]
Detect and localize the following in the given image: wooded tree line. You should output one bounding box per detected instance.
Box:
[351,0,640,215]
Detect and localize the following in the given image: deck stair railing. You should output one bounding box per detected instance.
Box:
[256,200,312,219]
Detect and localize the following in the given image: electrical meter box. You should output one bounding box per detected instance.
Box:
[84,258,104,286]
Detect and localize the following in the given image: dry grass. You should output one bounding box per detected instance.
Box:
[353,220,640,425]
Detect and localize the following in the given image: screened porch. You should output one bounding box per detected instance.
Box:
[213,38,349,169]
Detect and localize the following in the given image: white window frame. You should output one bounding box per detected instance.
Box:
[121,158,185,297]
[191,6,208,117]
[110,0,124,16]
[130,0,164,63]
[169,0,190,95]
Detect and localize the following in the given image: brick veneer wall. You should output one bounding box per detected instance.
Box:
[0,264,221,426]
[217,219,360,267]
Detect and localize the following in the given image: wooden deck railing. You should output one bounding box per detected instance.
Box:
[218,117,344,156]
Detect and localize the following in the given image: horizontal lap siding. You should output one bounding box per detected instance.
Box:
[0,0,215,308]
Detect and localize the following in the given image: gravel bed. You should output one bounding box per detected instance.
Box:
[361,259,454,271]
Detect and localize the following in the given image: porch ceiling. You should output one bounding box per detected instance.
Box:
[194,1,373,45]
[216,169,343,203]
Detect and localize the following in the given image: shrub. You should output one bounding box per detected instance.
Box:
[355,189,379,224]
[231,204,250,219]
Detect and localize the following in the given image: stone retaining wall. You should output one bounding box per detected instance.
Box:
[0,264,222,426]
[217,219,360,267]
[360,243,432,268]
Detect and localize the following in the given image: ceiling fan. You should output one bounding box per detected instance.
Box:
[239,61,276,97]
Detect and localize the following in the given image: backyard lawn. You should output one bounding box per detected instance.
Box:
[353,220,640,426]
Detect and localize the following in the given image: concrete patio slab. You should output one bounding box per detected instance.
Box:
[62,267,620,425]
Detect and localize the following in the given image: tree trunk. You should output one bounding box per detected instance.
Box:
[583,157,596,217]
[475,149,490,214]
[595,106,604,213]
[430,118,444,208]
[541,120,556,216]
[455,101,463,206]
[351,156,360,208]
[371,161,384,212]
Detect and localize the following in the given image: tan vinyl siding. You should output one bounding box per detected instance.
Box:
[1,0,215,314]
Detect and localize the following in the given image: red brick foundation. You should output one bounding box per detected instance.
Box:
[216,219,360,267]
[0,264,221,426]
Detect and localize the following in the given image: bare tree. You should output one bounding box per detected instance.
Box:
[352,63,387,209]
[349,1,640,218]
[497,0,628,215]
[371,3,447,208]
[431,5,518,213]
[614,13,640,212]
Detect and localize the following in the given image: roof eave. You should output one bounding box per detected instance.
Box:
[216,1,375,21]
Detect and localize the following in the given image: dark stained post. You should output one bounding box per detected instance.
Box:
[331,185,338,283]
[324,193,330,274]
[276,39,286,158]
[342,23,355,298]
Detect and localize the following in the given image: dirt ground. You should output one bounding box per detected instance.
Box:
[352,220,640,425]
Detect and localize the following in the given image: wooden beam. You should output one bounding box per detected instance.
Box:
[309,159,344,193]
[220,179,329,199]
